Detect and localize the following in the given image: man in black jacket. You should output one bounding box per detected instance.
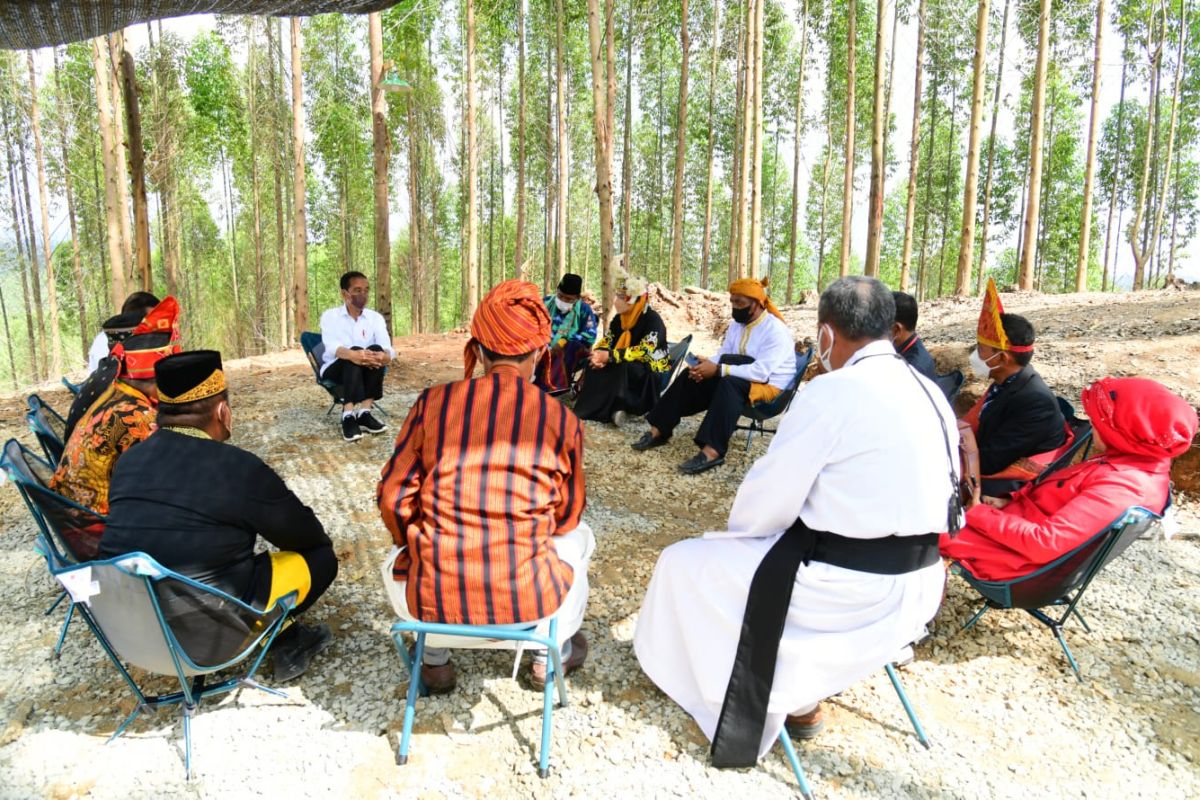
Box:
[100,351,338,682]
[967,312,1066,478]
[891,291,937,380]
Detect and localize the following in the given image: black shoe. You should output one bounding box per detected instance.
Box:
[358,411,388,434]
[341,415,363,442]
[271,622,334,682]
[631,431,670,451]
[678,452,725,475]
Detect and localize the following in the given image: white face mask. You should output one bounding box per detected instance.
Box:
[555,297,574,314]
[969,348,1001,380]
[817,324,835,372]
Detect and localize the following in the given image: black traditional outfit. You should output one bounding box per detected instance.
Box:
[573,295,670,422]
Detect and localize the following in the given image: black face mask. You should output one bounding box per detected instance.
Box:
[731,305,753,324]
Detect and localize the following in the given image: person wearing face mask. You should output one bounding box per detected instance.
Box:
[538,272,600,394]
[943,376,1196,580]
[100,350,338,682]
[633,277,796,475]
[891,291,937,380]
[319,271,396,442]
[634,277,957,764]
[961,279,1066,491]
[573,269,670,424]
[378,280,593,694]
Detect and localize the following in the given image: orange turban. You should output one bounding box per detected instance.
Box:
[728,277,785,322]
[463,279,552,378]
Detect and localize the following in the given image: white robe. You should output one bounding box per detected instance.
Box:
[634,339,958,758]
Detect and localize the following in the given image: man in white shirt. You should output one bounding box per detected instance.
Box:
[634,276,959,767]
[319,271,396,442]
[632,277,796,474]
[86,292,160,373]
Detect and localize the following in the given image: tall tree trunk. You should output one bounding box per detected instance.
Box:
[27,53,63,377]
[0,283,15,388]
[1074,0,1106,292]
[728,11,746,280]
[107,33,134,287]
[10,60,46,361]
[700,0,722,290]
[369,12,392,331]
[247,28,266,352]
[220,153,243,356]
[466,0,481,314]
[817,106,832,289]
[1101,53,1128,292]
[544,32,554,292]
[975,0,1011,293]
[2,97,39,380]
[916,77,939,300]
[268,19,288,346]
[554,0,569,280]
[668,0,691,290]
[734,0,755,279]
[54,52,90,363]
[515,0,527,274]
[864,0,888,276]
[1016,0,1050,290]
[1165,144,1181,281]
[838,0,857,276]
[899,0,927,292]
[654,40,665,277]
[620,5,634,255]
[586,0,617,313]
[408,101,424,333]
[953,0,989,294]
[291,18,309,335]
[120,48,151,292]
[786,0,808,302]
[747,0,765,279]
[935,84,959,297]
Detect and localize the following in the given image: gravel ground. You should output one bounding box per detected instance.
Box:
[0,290,1197,799]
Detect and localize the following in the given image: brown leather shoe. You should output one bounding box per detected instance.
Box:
[530,633,588,690]
[785,704,825,739]
[420,661,457,695]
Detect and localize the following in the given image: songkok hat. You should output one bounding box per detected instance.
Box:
[1081,377,1198,461]
[111,296,182,380]
[156,350,227,405]
[977,278,1033,353]
[463,279,552,378]
[728,276,785,322]
[101,310,147,350]
[557,273,584,296]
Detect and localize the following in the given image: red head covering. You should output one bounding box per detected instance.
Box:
[111,296,182,380]
[977,278,1033,353]
[1081,377,1198,460]
[463,280,552,378]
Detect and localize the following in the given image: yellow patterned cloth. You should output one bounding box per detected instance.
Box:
[50,382,156,515]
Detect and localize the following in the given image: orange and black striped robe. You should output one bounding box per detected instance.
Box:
[377,363,586,625]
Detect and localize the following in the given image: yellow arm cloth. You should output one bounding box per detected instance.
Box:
[267,551,313,609]
[613,294,648,350]
[728,277,785,322]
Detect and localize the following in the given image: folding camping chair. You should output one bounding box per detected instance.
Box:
[300,331,388,417]
[953,505,1163,681]
[62,377,81,396]
[775,663,932,799]
[659,335,693,394]
[1,438,106,657]
[52,553,296,779]
[979,396,1094,498]
[735,347,814,451]
[389,617,570,778]
[934,369,965,404]
[25,394,68,464]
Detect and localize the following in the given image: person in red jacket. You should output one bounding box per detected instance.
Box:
[941,376,1197,581]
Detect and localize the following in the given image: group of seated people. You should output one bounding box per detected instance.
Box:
[37,270,1196,771]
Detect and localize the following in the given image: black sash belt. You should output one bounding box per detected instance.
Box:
[709,519,940,768]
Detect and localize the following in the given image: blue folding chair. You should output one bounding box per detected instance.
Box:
[53,553,296,779]
[62,376,82,396]
[954,505,1163,681]
[1,438,104,658]
[389,617,569,778]
[300,330,389,417]
[25,394,68,464]
[775,663,931,798]
[736,347,814,451]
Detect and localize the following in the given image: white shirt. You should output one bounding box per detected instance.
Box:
[728,338,961,538]
[318,305,395,375]
[714,312,796,390]
[87,331,110,373]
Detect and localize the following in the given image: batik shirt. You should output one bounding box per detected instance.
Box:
[543,296,599,350]
[50,381,155,515]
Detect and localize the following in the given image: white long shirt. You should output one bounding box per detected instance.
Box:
[86,331,110,373]
[318,305,395,375]
[713,312,796,390]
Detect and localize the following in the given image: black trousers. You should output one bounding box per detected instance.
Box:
[645,374,751,457]
[322,345,385,404]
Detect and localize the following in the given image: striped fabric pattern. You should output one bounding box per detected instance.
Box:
[462,279,551,378]
[377,365,586,625]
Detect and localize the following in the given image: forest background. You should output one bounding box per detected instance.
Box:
[0,0,1196,389]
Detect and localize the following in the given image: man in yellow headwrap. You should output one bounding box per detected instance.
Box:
[633,277,796,474]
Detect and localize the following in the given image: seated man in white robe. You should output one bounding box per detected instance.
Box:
[634,276,960,767]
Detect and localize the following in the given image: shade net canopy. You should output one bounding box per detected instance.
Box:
[0,1,403,50]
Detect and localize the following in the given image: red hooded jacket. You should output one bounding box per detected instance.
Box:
[941,377,1198,581]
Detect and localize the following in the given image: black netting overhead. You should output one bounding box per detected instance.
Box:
[0,1,403,50]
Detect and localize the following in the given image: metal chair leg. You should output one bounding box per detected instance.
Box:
[885,663,930,748]
[45,590,67,616]
[397,633,426,765]
[182,702,195,780]
[962,603,989,631]
[538,644,555,778]
[1069,607,1092,634]
[52,602,74,659]
[1051,625,1084,682]
[777,730,815,800]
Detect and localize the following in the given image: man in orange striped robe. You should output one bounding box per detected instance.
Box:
[378,280,594,693]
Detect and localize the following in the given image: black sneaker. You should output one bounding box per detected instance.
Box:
[342,414,363,442]
[358,411,388,434]
[271,621,334,683]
